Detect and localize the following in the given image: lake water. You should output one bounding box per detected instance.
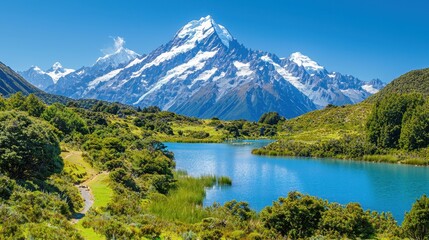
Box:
[166,140,429,222]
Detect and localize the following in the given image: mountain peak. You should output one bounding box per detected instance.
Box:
[289,52,324,72]
[31,66,45,73]
[95,37,140,69]
[176,15,233,48]
[45,62,75,84]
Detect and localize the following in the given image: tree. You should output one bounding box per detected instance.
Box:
[318,203,374,238]
[260,191,325,238]
[258,112,283,125]
[403,195,429,240]
[399,103,429,150]
[367,93,424,148]
[42,103,88,135]
[0,111,63,179]
[0,95,6,110]
[24,94,46,117]
[6,92,26,110]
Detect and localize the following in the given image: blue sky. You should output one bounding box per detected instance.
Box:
[1,0,428,82]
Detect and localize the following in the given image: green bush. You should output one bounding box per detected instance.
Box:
[0,111,62,180]
[260,191,326,238]
[402,195,429,240]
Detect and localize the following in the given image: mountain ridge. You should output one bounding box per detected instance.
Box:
[20,15,384,120]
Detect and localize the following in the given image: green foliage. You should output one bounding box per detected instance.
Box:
[217,176,232,186]
[42,103,88,135]
[260,192,399,239]
[318,203,374,238]
[254,134,376,159]
[400,102,429,150]
[367,93,424,148]
[24,93,46,117]
[258,111,283,125]
[0,176,82,239]
[0,96,6,111]
[260,191,326,238]
[367,67,429,102]
[402,195,429,240]
[0,111,62,179]
[141,105,161,113]
[223,200,253,221]
[0,88,423,238]
[0,175,16,200]
[6,91,26,110]
[148,174,216,223]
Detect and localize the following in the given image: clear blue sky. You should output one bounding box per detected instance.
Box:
[1,0,428,82]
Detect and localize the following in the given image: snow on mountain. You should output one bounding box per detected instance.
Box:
[289,52,324,72]
[362,79,384,94]
[95,37,140,70]
[46,62,75,83]
[177,15,233,48]
[233,61,253,77]
[134,49,219,105]
[28,16,384,120]
[19,62,74,90]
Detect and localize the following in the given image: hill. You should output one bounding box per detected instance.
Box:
[0,61,40,96]
[366,68,429,102]
[255,67,429,165]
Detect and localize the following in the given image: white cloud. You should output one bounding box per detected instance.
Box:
[113,36,125,51]
[101,36,126,55]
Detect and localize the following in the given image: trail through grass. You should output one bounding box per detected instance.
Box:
[62,149,112,239]
[62,150,97,183]
[86,172,113,209]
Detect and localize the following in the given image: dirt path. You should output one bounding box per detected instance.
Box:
[63,152,100,224]
[71,174,99,223]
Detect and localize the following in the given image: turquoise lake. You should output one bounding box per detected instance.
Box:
[166,140,429,222]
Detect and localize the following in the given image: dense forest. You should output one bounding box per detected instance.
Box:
[1,93,429,239]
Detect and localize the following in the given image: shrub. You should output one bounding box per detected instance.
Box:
[402,195,429,240]
[0,111,62,179]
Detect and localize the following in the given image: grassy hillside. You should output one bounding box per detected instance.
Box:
[277,103,371,142]
[255,68,429,165]
[366,67,429,102]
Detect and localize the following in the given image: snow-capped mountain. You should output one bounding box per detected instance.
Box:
[279,52,384,107]
[24,15,384,120]
[94,37,141,71]
[19,62,75,90]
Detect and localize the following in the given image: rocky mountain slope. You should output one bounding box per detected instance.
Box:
[21,16,384,120]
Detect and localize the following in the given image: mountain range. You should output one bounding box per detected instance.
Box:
[19,15,384,120]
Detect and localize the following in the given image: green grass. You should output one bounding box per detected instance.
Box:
[362,154,399,163]
[73,172,113,239]
[217,176,232,186]
[61,150,98,184]
[148,173,217,224]
[87,172,113,209]
[61,149,112,238]
[75,221,104,240]
[277,103,372,142]
[154,119,227,143]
